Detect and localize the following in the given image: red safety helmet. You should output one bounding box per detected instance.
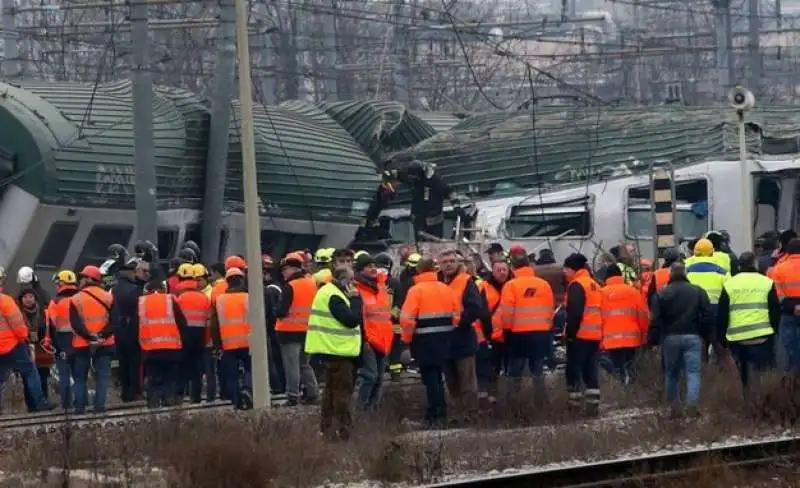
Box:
[225,267,245,279]
[224,255,247,271]
[79,265,103,282]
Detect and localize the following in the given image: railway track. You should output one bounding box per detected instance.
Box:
[425,435,800,487]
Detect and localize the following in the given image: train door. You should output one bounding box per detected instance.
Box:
[753,171,796,238]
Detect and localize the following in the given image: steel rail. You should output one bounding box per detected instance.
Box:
[424,436,800,488]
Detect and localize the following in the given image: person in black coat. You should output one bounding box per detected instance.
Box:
[110,260,145,403]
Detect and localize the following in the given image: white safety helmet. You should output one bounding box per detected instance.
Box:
[17,266,34,284]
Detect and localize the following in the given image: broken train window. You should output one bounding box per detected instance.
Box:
[626,178,709,239]
[504,197,592,238]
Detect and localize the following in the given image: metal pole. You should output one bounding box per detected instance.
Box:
[131,0,157,244]
[738,111,753,252]
[392,0,410,105]
[253,2,277,104]
[234,0,270,409]
[2,0,19,79]
[714,0,732,100]
[321,0,338,101]
[201,0,236,265]
[747,0,761,96]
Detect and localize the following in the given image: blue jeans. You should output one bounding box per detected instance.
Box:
[662,334,703,407]
[72,351,112,413]
[779,315,800,372]
[420,364,446,424]
[221,348,252,407]
[55,355,73,409]
[356,345,385,411]
[0,344,47,411]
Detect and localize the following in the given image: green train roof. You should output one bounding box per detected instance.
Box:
[0,80,396,223]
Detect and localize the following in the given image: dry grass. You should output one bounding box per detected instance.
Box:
[3,357,800,487]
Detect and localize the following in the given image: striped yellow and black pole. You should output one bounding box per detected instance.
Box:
[650,165,676,267]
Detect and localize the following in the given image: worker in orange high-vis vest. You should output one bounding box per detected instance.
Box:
[46,270,79,410]
[400,258,460,428]
[600,265,649,385]
[646,248,682,309]
[562,253,603,416]
[211,256,246,304]
[768,238,800,372]
[495,248,554,406]
[174,263,211,404]
[69,265,115,414]
[139,279,187,408]
[477,259,511,403]
[210,267,253,410]
[0,266,52,412]
[438,249,482,425]
[353,253,393,412]
[276,252,320,406]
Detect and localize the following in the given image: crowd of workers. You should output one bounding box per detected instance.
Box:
[0,228,797,435]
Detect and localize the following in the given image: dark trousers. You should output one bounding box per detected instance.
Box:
[221,348,252,408]
[565,339,600,408]
[420,364,447,424]
[321,357,355,439]
[507,332,550,403]
[388,333,404,376]
[23,366,51,411]
[607,347,638,384]
[731,340,774,389]
[182,349,205,403]
[203,349,218,401]
[475,342,497,397]
[117,344,142,402]
[72,350,112,413]
[144,357,181,408]
[268,326,286,394]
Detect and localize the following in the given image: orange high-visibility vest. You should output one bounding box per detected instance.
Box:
[138,293,182,351]
[47,296,73,334]
[175,289,212,346]
[71,286,115,349]
[770,255,800,300]
[399,272,459,344]
[481,280,504,342]
[448,272,485,343]
[356,279,393,356]
[215,292,251,350]
[569,270,602,341]
[601,276,649,350]
[495,267,554,334]
[275,276,316,333]
[0,294,28,355]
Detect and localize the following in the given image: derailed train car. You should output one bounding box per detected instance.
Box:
[0,80,389,293]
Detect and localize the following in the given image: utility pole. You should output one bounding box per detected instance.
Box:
[201,0,236,265]
[254,2,277,104]
[233,0,270,409]
[295,17,307,101]
[131,0,157,244]
[2,0,19,79]
[713,0,734,100]
[747,0,761,95]
[321,0,338,101]
[632,0,643,103]
[392,0,411,105]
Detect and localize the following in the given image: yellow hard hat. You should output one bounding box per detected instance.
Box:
[693,238,715,256]
[314,248,334,264]
[191,263,207,278]
[177,263,195,279]
[53,270,77,285]
[406,253,422,267]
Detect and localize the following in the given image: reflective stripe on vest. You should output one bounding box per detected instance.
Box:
[216,293,250,350]
[138,293,182,350]
[305,283,361,357]
[723,272,774,342]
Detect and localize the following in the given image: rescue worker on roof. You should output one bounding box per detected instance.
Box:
[388,252,421,381]
[173,263,211,404]
[353,253,393,412]
[276,252,320,406]
[211,267,253,410]
[477,259,512,404]
[19,284,53,411]
[306,266,363,440]
[495,247,554,407]
[262,255,285,396]
[110,258,145,404]
[0,266,52,412]
[563,253,603,416]
[70,265,115,414]
[400,257,460,429]
[765,237,800,372]
[716,252,780,391]
[438,249,482,425]
[47,270,79,410]
[139,278,188,408]
[646,248,682,308]
[600,264,649,385]
[312,248,335,287]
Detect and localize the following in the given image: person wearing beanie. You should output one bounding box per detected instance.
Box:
[562,252,603,416]
[599,264,648,385]
[495,249,555,406]
[276,252,320,406]
[486,243,504,264]
[18,285,52,411]
[646,248,683,309]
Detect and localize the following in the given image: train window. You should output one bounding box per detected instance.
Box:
[157,229,179,260]
[184,225,228,262]
[35,222,79,269]
[76,225,133,269]
[626,179,709,239]
[504,209,591,238]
